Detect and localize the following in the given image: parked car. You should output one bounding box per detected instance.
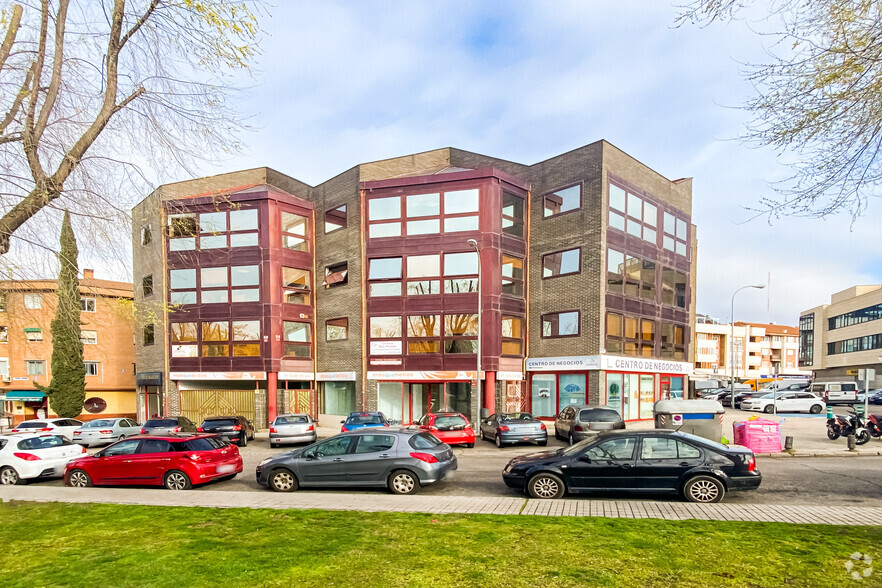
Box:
[807,381,858,404]
[256,428,457,495]
[140,416,197,435]
[11,418,83,439]
[64,433,242,490]
[341,412,390,432]
[197,416,255,447]
[501,430,761,503]
[478,412,547,447]
[72,418,141,447]
[869,390,882,405]
[269,414,316,448]
[554,405,624,445]
[415,412,475,447]
[740,392,825,414]
[0,433,87,485]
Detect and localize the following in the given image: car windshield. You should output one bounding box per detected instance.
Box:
[434,415,467,430]
[203,419,237,427]
[346,414,384,425]
[16,421,47,429]
[500,413,535,422]
[275,415,309,425]
[579,409,620,422]
[82,419,116,428]
[144,419,178,427]
[560,436,597,456]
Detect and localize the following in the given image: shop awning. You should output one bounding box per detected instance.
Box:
[5,390,45,401]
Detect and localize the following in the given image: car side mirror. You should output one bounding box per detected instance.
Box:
[579,455,591,463]
[340,420,345,424]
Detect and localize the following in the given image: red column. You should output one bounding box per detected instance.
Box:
[484,371,495,414]
[268,372,278,423]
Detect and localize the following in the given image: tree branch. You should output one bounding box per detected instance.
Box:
[33,0,69,146]
[0,4,23,71]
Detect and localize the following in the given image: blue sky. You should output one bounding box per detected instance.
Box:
[184,0,882,326]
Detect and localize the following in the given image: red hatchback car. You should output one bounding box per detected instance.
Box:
[63,434,243,490]
[415,412,475,447]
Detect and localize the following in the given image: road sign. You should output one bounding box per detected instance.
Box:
[846,369,859,376]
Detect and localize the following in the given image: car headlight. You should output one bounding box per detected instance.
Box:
[259,457,273,467]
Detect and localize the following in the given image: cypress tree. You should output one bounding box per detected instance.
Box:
[36,211,85,418]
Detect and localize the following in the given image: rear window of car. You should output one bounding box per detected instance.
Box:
[346,414,384,425]
[144,419,178,427]
[434,415,467,430]
[500,413,535,422]
[82,419,116,428]
[579,409,621,422]
[17,435,70,450]
[16,421,47,429]
[409,433,443,449]
[275,415,309,425]
[184,438,216,452]
[202,419,237,427]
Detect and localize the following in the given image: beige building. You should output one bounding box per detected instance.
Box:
[694,317,808,382]
[0,270,137,426]
[800,286,882,389]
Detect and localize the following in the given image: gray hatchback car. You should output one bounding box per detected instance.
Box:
[554,405,625,445]
[256,428,457,495]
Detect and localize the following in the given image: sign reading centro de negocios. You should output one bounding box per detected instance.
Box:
[525,356,601,371]
[525,355,692,375]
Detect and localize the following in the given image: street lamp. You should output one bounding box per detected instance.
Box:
[467,239,482,429]
[730,285,766,412]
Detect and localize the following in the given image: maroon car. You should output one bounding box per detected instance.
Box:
[63,433,243,490]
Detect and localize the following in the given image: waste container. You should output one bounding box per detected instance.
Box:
[653,399,725,442]
[733,418,781,453]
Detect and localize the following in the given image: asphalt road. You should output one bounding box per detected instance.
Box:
[40,435,882,506]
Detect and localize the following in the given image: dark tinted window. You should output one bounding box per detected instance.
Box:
[0,439,6,450]
[17,435,70,450]
[409,433,443,449]
[138,439,172,454]
[579,409,622,423]
[144,419,178,427]
[354,435,395,454]
[587,437,635,460]
[16,421,48,429]
[434,415,467,430]
[275,415,309,425]
[206,436,228,448]
[346,414,384,425]
[185,438,216,452]
[103,439,141,456]
[82,419,116,429]
[202,419,237,427]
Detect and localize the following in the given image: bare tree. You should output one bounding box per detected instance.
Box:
[677,0,882,220]
[0,1,262,266]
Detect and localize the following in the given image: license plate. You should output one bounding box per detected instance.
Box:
[217,464,235,474]
[523,436,530,440]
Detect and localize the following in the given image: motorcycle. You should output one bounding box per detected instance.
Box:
[866,413,882,438]
[827,410,871,445]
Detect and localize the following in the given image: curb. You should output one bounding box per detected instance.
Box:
[757,450,882,458]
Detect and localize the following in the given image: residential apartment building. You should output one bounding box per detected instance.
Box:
[799,286,882,389]
[693,318,808,382]
[0,271,137,426]
[131,141,696,426]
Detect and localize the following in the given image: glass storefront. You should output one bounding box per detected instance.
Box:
[606,374,623,416]
[559,374,586,409]
[323,381,356,415]
[374,381,472,423]
[531,374,557,417]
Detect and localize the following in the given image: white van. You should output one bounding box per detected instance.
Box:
[807,382,858,404]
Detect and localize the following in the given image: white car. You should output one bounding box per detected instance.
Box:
[10,418,84,439]
[0,433,88,485]
[740,392,825,414]
[72,418,142,447]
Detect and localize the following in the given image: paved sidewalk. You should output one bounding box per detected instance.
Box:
[4,485,882,526]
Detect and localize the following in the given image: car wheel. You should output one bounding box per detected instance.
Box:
[809,404,822,414]
[568,433,575,446]
[67,469,92,488]
[163,470,192,491]
[763,405,775,414]
[857,429,872,445]
[0,466,22,486]
[528,473,565,499]
[683,475,725,503]
[269,469,298,492]
[388,470,421,495]
[239,433,247,448]
[538,440,548,446]
[495,434,503,448]
[554,427,561,441]
[479,428,485,441]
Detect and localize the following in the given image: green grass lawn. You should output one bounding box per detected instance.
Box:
[0,501,878,587]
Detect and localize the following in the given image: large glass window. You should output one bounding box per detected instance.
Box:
[542,248,580,278]
[282,267,310,304]
[202,321,229,342]
[326,318,348,341]
[406,193,439,217]
[407,315,440,337]
[283,321,311,357]
[502,255,524,296]
[370,316,402,338]
[201,267,227,289]
[407,255,440,278]
[501,315,524,356]
[231,265,259,287]
[559,374,586,407]
[663,212,689,256]
[542,311,580,338]
[281,212,308,251]
[171,322,198,343]
[531,374,557,417]
[544,184,581,217]
[170,269,196,290]
[369,196,401,220]
[369,257,402,280]
[443,252,478,276]
[230,209,258,231]
[443,189,479,214]
[502,191,524,237]
[369,222,401,239]
[323,381,356,414]
[199,212,226,233]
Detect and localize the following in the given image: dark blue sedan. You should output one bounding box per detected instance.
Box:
[341,411,390,432]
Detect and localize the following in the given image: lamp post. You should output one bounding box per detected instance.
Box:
[467,239,482,429]
[730,285,765,411]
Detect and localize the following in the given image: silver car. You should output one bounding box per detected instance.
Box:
[72,418,141,447]
[269,413,317,448]
[554,405,625,445]
[256,428,457,495]
[141,416,198,435]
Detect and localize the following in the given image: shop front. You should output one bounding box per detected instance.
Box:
[136,371,164,422]
[368,371,476,425]
[526,355,692,421]
[315,372,356,423]
[279,371,317,418]
[3,390,47,425]
[171,371,266,427]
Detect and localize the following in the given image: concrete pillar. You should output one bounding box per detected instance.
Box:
[267,371,278,423]
[484,371,496,414]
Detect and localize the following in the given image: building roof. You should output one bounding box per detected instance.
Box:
[0,278,133,299]
[733,321,798,336]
